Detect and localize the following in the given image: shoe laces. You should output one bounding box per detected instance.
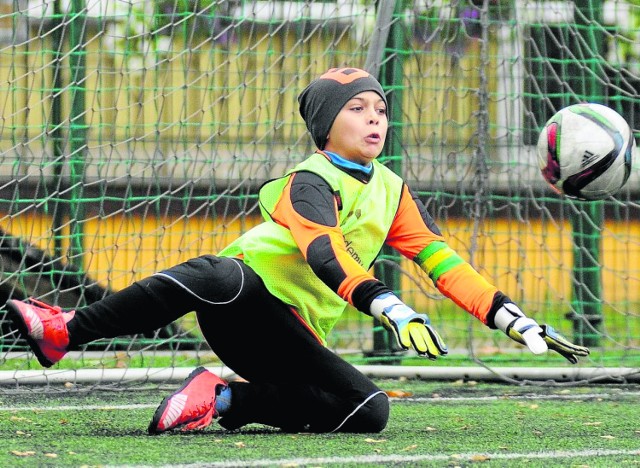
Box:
[180,403,216,431]
[28,298,63,314]
[187,399,216,420]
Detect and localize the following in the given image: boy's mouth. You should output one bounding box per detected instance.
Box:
[365,133,381,143]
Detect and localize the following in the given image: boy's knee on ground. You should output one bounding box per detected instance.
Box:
[341,392,389,433]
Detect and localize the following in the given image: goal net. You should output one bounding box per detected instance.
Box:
[1,0,639,386]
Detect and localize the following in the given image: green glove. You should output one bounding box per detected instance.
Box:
[371,293,448,360]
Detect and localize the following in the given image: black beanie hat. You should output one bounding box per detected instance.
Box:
[298,67,388,150]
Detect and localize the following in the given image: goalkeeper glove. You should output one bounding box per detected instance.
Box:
[370,293,448,360]
[494,302,590,364]
[539,324,590,364]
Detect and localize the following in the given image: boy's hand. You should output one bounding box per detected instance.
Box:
[371,293,448,359]
[495,302,548,354]
[540,325,590,364]
[495,302,590,363]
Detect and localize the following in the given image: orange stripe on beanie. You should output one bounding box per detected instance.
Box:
[318,68,371,84]
[298,68,387,150]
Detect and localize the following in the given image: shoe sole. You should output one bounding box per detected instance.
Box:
[6,299,54,368]
[148,366,208,434]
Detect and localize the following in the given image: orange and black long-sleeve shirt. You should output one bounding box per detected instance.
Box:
[220,152,505,343]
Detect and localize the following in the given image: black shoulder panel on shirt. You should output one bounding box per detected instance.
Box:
[291,171,338,227]
[307,234,347,291]
[408,186,442,236]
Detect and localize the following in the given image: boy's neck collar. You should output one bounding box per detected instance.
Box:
[320,150,373,174]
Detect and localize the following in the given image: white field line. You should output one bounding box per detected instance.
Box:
[0,403,157,411]
[399,391,640,402]
[156,449,640,467]
[1,391,639,412]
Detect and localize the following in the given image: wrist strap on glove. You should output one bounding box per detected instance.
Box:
[370,292,447,359]
[494,302,548,354]
[370,292,404,320]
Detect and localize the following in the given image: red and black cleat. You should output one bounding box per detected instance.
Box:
[148,366,228,434]
[6,298,75,368]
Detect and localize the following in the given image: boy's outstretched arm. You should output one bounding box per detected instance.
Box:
[387,185,590,363]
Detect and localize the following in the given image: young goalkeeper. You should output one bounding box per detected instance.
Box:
[5,67,589,434]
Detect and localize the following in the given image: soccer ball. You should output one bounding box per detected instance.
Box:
[536,103,636,200]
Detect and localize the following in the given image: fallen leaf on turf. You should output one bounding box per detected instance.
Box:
[10,416,31,422]
[364,438,386,443]
[115,352,129,368]
[584,422,602,426]
[402,444,418,451]
[11,451,35,457]
[529,404,539,409]
[425,426,437,432]
[600,435,615,440]
[471,454,491,462]
[476,345,502,355]
[385,390,413,398]
[44,453,58,458]
[234,442,245,448]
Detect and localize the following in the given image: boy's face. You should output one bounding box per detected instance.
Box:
[324,91,388,165]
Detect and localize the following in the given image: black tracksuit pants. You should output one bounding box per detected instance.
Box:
[67,255,389,433]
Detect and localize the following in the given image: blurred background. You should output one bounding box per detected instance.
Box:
[0,0,639,377]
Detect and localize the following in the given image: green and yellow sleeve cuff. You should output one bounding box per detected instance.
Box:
[415,241,466,283]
